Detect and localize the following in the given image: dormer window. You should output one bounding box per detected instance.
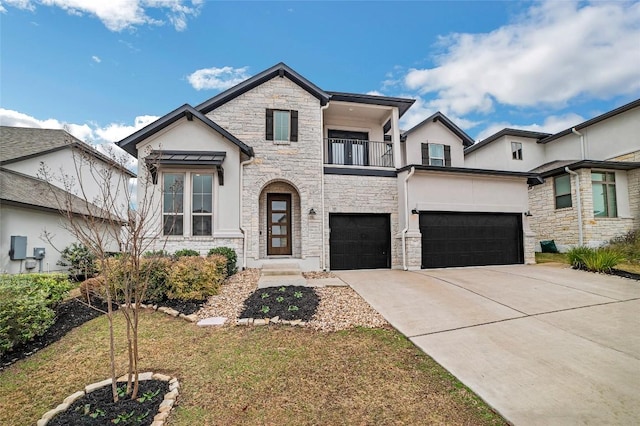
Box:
[511,142,523,160]
[421,143,451,167]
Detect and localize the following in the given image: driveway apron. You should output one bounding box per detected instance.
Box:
[338,265,640,425]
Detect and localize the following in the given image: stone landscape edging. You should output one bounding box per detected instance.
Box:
[124,303,199,323]
[37,372,180,426]
[236,316,307,326]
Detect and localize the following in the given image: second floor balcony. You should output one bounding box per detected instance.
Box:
[324,138,394,168]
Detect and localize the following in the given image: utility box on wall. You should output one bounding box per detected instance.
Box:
[10,236,27,260]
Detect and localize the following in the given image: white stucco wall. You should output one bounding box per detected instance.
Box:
[404,120,465,167]
[134,117,244,256]
[4,148,133,218]
[465,135,546,171]
[545,107,640,161]
[0,204,120,275]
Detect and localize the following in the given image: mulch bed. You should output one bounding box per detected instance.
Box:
[158,298,205,315]
[239,286,319,321]
[48,379,169,426]
[611,268,640,281]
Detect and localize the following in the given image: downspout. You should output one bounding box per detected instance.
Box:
[565,167,583,246]
[572,127,585,160]
[240,155,255,269]
[402,166,416,270]
[320,102,330,270]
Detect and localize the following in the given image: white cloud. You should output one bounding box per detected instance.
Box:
[94,115,159,142]
[187,66,250,91]
[404,1,640,116]
[2,0,202,31]
[366,90,384,96]
[400,96,481,132]
[475,113,585,142]
[91,55,101,63]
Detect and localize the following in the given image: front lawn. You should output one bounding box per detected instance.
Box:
[0,311,505,425]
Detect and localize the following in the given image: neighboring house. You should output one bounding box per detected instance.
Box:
[119,62,537,271]
[465,99,640,250]
[0,126,135,274]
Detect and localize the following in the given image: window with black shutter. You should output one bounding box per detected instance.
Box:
[422,143,451,167]
[265,109,297,142]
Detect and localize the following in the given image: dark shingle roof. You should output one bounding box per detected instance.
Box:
[0,126,73,163]
[0,168,114,219]
[0,126,135,177]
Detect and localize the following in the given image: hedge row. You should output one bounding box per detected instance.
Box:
[82,254,228,304]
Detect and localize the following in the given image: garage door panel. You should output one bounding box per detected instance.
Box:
[420,212,523,268]
[330,214,391,270]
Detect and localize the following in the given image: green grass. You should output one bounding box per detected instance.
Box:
[535,252,568,264]
[0,312,506,426]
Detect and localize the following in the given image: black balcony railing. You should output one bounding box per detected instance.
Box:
[324,138,393,167]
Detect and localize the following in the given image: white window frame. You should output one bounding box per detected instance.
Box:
[161,170,216,237]
[274,110,290,142]
[429,143,445,166]
[512,142,523,160]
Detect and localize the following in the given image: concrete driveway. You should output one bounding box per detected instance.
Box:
[337,265,640,425]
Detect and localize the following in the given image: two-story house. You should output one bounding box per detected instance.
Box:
[118,63,537,271]
[465,99,640,251]
[0,126,135,274]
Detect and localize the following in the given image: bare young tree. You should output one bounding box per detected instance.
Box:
[38,143,166,401]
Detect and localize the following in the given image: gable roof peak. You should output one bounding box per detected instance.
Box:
[196,62,330,114]
[402,111,474,147]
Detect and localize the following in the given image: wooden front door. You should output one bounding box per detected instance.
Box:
[267,193,292,255]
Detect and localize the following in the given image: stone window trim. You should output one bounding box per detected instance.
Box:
[553,174,572,210]
[591,170,617,218]
[162,170,217,237]
[511,142,523,160]
[421,142,451,167]
[265,108,298,143]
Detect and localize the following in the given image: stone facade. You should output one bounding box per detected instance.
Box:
[208,76,324,269]
[530,156,639,250]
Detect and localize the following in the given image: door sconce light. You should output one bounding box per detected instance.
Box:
[524,211,533,217]
[411,208,419,215]
[308,208,317,216]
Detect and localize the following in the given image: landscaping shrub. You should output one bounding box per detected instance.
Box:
[167,255,227,301]
[208,246,238,276]
[566,246,593,269]
[143,249,170,258]
[173,248,200,258]
[0,273,72,354]
[608,230,640,263]
[141,256,172,303]
[57,243,97,281]
[567,246,624,272]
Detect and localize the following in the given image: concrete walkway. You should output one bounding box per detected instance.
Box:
[337,265,640,425]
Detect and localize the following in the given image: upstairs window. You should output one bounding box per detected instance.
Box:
[266,109,298,142]
[421,143,451,167]
[554,174,572,209]
[512,142,523,160]
[592,172,617,218]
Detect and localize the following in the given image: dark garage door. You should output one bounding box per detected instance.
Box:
[420,212,523,268]
[330,214,391,270]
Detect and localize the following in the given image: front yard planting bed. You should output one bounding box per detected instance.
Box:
[48,379,169,426]
[239,286,319,321]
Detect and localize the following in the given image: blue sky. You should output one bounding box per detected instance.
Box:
[1,0,639,149]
